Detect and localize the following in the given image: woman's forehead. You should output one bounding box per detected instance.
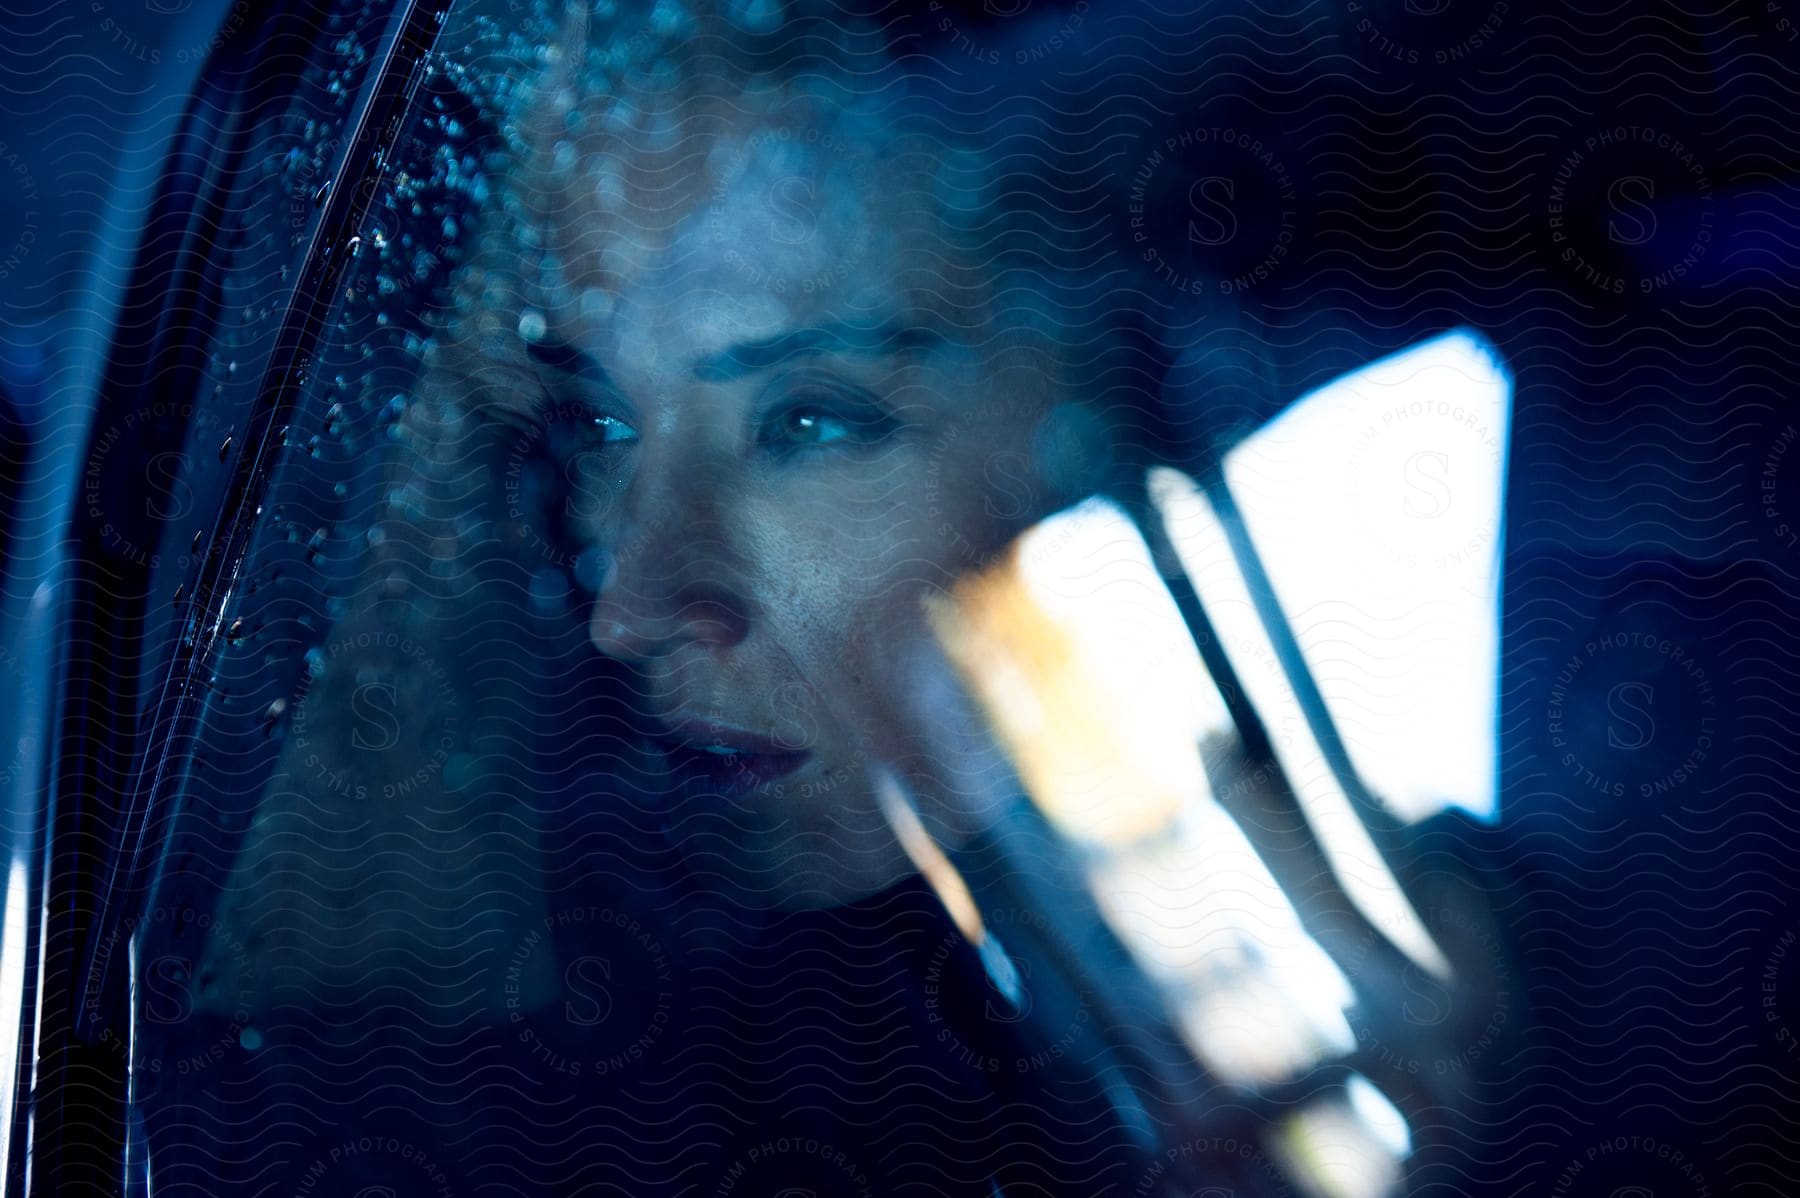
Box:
[496,101,978,368]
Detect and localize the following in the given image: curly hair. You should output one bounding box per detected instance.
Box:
[205,0,1156,1016]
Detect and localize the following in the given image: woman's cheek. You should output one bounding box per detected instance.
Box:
[924,464,1017,578]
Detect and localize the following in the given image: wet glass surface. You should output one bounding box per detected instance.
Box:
[17,0,1800,1193]
[97,2,1492,1195]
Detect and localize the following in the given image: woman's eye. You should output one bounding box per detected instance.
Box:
[585,413,640,448]
[758,384,896,454]
[772,406,853,447]
[541,411,638,474]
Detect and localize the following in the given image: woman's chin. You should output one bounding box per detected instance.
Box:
[699,834,920,913]
[662,772,918,911]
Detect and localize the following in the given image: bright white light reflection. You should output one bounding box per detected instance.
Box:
[930,498,1232,848]
[1347,1074,1412,1159]
[1271,1076,1411,1198]
[1148,470,1450,981]
[0,857,25,1183]
[1221,330,1509,825]
[1086,804,1356,1082]
[936,498,1357,1084]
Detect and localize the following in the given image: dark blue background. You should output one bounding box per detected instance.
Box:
[4,0,1797,1194]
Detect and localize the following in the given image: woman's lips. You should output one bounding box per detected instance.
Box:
[650,718,812,797]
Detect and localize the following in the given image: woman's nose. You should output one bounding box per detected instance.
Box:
[587,507,752,662]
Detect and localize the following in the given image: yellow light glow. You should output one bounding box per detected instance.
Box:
[924,499,1223,850]
[924,497,1362,1086]
[1270,1077,1411,1198]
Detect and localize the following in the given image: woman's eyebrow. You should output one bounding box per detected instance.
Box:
[691,319,945,383]
[527,335,613,386]
[524,334,641,419]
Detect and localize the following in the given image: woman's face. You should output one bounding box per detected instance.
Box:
[459,84,1091,906]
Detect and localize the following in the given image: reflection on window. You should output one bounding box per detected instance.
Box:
[1086,805,1357,1084]
[0,857,24,1182]
[1272,1074,1412,1198]
[1222,330,1510,826]
[1149,469,1450,981]
[926,498,1360,1085]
